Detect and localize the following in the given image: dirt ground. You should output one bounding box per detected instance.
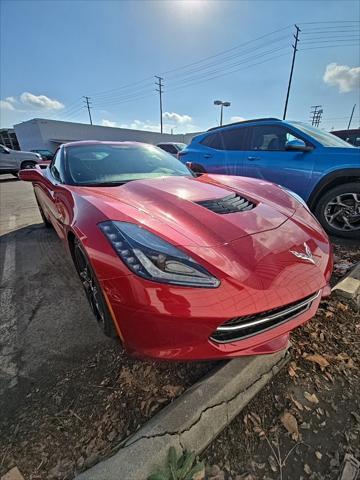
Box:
[0,345,215,479]
[203,245,360,480]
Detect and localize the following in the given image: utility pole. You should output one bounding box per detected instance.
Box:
[155,76,164,134]
[283,24,300,120]
[310,105,323,127]
[347,104,356,129]
[83,96,93,125]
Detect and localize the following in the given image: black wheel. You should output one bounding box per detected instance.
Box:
[73,238,118,338]
[314,183,360,239]
[35,197,52,228]
[21,161,37,170]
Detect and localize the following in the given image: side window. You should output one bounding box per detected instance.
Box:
[201,133,224,150]
[221,127,250,151]
[51,149,62,182]
[250,125,305,151]
[161,144,177,154]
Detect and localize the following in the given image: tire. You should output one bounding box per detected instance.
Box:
[73,238,118,338]
[35,196,52,228]
[20,161,36,170]
[314,182,360,239]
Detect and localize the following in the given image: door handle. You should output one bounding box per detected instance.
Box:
[203,154,212,159]
[247,156,260,161]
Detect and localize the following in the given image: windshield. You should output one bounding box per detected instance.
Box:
[175,143,187,150]
[289,122,354,148]
[66,143,192,186]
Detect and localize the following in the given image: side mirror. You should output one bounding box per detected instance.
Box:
[285,139,312,152]
[186,161,207,176]
[19,167,44,182]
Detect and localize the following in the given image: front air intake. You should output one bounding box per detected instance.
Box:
[196,193,255,214]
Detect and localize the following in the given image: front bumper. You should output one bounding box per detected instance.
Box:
[96,206,333,361]
[100,237,332,360]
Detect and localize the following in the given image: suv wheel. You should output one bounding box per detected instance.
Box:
[315,183,360,239]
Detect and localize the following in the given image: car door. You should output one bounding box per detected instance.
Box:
[242,124,315,198]
[199,126,250,175]
[34,149,68,238]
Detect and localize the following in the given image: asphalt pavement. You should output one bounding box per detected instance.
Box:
[0,176,113,416]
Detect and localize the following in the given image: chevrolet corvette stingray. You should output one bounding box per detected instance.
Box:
[19,141,333,360]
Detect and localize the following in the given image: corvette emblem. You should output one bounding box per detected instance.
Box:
[290,242,315,265]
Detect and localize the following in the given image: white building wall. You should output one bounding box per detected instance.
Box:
[14,118,200,152]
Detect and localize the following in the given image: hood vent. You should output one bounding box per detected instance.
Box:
[196,193,255,214]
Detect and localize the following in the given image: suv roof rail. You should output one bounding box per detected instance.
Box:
[207,117,281,132]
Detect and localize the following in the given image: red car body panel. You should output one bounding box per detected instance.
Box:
[21,145,332,360]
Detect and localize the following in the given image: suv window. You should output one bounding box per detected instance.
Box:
[201,132,224,150]
[0,145,9,154]
[201,127,250,151]
[250,125,308,151]
[221,127,250,150]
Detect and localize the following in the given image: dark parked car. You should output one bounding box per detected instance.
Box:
[331,129,360,147]
[179,118,360,239]
[31,149,54,160]
[157,142,187,157]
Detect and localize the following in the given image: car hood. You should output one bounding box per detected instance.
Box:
[72,174,298,247]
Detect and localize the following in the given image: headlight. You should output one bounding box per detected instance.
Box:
[99,221,220,288]
[281,187,310,211]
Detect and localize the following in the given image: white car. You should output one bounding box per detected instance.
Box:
[0,144,41,176]
[156,142,187,157]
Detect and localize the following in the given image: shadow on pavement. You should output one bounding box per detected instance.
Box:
[0,223,114,417]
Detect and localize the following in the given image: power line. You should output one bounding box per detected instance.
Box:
[283,25,300,120]
[83,96,93,125]
[155,76,164,134]
[300,43,358,50]
[160,25,292,77]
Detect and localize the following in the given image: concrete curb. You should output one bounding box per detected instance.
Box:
[75,348,289,480]
[332,262,360,305]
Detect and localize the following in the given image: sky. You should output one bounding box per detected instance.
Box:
[0,0,359,133]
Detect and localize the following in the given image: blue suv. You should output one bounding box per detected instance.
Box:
[179,118,360,239]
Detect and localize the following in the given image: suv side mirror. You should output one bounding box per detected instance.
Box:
[285,139,312,152]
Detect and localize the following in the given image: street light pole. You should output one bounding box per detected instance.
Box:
[214,100,231,126]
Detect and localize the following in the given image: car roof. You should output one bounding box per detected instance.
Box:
[62,140,151,148]
[207,117,281,132]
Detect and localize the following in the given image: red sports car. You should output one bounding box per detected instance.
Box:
[19,141,332,360]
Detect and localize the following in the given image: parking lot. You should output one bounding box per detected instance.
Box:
[0,175,113,412]
[0,175,215,479]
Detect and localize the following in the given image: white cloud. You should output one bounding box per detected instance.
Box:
[162,111,192,125]
[230,116,245,122]
[0,100,15,111]
[5,96,16,103]
[102,119,118,127]
[120,119,161,132]
[20,92,64,110]
[323,63,360,93]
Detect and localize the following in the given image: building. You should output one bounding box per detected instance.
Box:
[14,118,199,153]
[0,128,20,150]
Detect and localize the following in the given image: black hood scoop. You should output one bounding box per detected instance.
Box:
[196,193,256,214]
